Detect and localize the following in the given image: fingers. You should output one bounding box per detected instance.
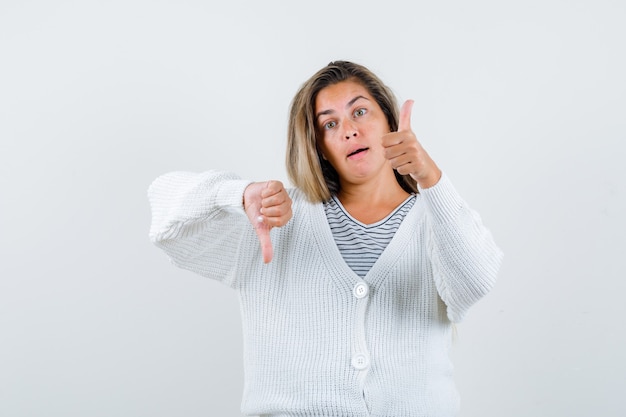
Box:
[388,152,418,175]
[398,99,414,132]
[382,100,415,149]
[253,220,274,264]
[244,180,293,264]
[259,181,292,227]
[381,100,441,186]
[383,134,419,158]
[260,180,283,198]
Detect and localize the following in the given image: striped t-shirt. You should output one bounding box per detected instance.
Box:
[323,194,416,277]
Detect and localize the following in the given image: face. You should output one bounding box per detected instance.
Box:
[315,80,392,187]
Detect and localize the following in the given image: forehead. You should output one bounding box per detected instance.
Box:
[315,80,374,111]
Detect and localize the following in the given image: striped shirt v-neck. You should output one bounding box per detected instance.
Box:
[323,194,416,277]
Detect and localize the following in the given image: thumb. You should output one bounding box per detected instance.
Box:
[398,99,414,132]
[254,216,274,263]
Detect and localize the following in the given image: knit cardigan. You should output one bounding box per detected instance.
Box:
[148,170,503,417]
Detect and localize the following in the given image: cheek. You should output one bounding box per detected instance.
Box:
[317,138,330,160]
[319,140,343,164]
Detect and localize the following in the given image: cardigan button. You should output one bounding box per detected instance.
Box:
[353,281,369,299]
[352,353,370,370]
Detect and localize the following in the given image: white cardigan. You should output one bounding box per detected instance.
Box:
[148,170,503,417]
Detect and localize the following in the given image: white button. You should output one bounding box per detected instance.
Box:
[353,281,369,299]
[352,353,370,370]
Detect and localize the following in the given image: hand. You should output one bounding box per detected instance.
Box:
[243,180,293,263]
[382,100,442,189]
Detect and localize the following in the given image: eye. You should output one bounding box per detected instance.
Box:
[354,108,367,117]
[323,120,337,130]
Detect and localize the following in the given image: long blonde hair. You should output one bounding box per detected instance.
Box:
[286,61,418,202]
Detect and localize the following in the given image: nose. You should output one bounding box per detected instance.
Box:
[344,121,358,140]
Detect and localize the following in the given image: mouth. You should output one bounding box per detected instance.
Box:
[347,147,369,158]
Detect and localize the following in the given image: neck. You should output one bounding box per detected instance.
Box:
[336,172,410,224]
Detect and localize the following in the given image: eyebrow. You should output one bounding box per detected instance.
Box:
[315,95,370,120]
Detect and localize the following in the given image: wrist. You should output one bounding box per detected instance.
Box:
[413,167,442,189]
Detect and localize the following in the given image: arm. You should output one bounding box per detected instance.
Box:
[420,173,503,322]
[147,170,253,287]
[382,100,502,321]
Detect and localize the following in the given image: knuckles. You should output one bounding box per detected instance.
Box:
[248,180,293,229]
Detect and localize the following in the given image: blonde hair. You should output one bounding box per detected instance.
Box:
[286,61,418,202]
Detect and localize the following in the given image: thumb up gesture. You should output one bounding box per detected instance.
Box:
[382,100,442,189]
[243,181,293,263]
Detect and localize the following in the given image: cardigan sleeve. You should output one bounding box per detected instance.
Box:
[419,173,503,323]
[147,170,254,287]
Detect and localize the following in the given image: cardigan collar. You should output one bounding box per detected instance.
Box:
[309,194,426,293]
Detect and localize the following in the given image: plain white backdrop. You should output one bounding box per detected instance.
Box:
[1,1,624,416]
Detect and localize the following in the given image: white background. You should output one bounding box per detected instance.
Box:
[1,1,624,416]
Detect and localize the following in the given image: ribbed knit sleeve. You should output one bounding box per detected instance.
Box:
[419,173,503,322]
[147,170,253,287]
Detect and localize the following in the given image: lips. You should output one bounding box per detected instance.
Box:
[347,147,369,158]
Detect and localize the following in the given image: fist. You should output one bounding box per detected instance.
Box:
[243,180,293,263]
[382,100,441,188]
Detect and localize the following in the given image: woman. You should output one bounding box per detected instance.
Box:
[148,61,503,416]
